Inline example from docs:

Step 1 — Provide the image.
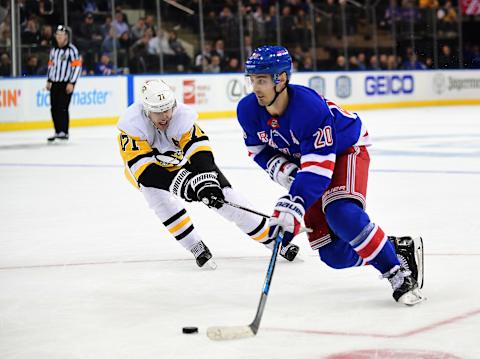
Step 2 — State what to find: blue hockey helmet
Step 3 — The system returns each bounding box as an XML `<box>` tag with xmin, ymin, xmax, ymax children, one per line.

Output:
<box><xmin>245</xmin><ymin>45</ymin><xmax>292</xmax><ymax>85</ymax></box>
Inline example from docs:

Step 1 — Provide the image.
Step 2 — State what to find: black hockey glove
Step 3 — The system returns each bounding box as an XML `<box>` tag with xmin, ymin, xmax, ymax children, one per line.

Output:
<box><xmin>189</xmin><ymin>172</ymin><xmax>225</xmax><ymax>209</ymax></box>
<box><xmin>169</xmin><ymin>168</ymin><xmax>195</xmax><ymax>201</ymax></box>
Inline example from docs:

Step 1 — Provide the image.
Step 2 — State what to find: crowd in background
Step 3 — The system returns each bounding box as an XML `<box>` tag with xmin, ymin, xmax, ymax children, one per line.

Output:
<box><xmin>0</xmin><ymin>0</ymin><xmax>479</xmax><ymax>78</ymax></box>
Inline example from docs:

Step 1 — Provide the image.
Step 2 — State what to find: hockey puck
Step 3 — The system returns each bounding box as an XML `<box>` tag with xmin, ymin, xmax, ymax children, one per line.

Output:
<box><xmin>182</xmin><ymin>326</ymin><xmax>199</xmax><ymax>334</ymax></box>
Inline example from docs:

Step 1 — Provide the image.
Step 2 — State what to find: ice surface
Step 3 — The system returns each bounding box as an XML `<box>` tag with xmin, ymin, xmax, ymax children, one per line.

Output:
<box><xmin>1</xmin><ymin>106</ymin><xmax>479</xmax><ymax>359</ymax></box>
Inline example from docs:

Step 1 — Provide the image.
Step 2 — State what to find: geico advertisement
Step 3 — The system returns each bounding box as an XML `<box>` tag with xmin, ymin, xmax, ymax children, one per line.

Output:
<box><xmin>133</xmin><ymin>74</ymin><xmax>246</xmax><ymax>112</ymax></box>
<box><xmin>0</xmin><ymin>77</ymin><xmax>126</xmax><ymax>122</ymax></box>
<box><xmin>296</xmin><ymin>70</ymin><xmax>480</xmax><ymax>104</ymax></box>
<box><xmin>294</xmin><ymin>72</ymin><xmax>416</xmax><ymax>103</ymax></box>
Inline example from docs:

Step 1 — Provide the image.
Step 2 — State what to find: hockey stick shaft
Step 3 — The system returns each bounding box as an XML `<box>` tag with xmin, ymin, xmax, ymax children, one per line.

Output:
<box><xmin>220</xmin><ymin>199</ymin><xmax>269</xmax><ymax>219</ymax></box>
<box><xmin>220</xmin><ymin>199</ymin><xmax>312</xmax><ymax>234</ymax></box>
<box><xmin>249</xmin><ymin>231</ymin><xmax>283</xmax><ymax>334</ymax></box>
<box><xmin>206</xmin><ymin>232</ymin><xmax>283</xmax><ymax>340</ymax></box>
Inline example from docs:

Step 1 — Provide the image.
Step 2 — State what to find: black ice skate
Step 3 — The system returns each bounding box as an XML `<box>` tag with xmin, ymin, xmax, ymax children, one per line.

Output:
<box><xmin>389</xmin><ymin>236</ymin><xmax>424</xmax><ymax>289</ymax></box>
<box><xmin>190</xmin><ymin>241</ymin><xmax>217</xmax><ymax>269</ymax></box>
<box><xmin>280</xmin><ymin>243</ymin><xmax>300</xmax><ymax>262</ymax></box>
<box><xmin>47</xmin><ymin>132</ymin><xmax>69</xmax><ymax>143</ymax></box>
<box><xmin>383</xmin><ymin>265</ymin><xmax>425</xmax><ymax>306</ymax></box>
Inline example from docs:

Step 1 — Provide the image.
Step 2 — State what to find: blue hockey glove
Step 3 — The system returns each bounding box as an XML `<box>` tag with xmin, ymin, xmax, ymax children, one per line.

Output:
<box><xmin>268</xmin><ymin>194</ymin><xmax>305</xmax><ymax>246</ymax></box>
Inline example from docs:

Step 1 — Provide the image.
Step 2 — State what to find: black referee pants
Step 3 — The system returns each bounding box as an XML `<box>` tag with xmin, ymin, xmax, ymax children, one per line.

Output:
<box><xmin>50</xmin><ymin>82</ymin><xmax>73</xmax><ymax>134</ymax></box>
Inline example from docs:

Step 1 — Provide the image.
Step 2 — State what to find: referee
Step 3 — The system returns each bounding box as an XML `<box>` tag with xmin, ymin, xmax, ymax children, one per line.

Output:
<box><xmin>46</xmin><ymin>25</ymin><xmax>82</xmax><ymax>142</ymax></box>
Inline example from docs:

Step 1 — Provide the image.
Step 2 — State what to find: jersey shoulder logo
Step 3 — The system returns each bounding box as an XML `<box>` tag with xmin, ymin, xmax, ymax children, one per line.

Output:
<box><xmin>257</xmin><ymin>131</ymin><xmax>268</xmax><ymax>143</ymax></box>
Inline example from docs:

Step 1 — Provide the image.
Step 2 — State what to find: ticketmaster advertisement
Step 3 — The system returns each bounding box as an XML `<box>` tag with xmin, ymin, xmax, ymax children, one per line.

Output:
<box><xmin>0</xmin><ymin>76</ymin><xmax>127</xmax><ymax>124</ymax></box>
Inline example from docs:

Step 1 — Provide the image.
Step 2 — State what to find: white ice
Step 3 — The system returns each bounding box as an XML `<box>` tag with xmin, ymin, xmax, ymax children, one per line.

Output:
<box><xmin>1</xmin><ymin>106</ymin><xmax>479</xmax><ymax>359</ymax></box>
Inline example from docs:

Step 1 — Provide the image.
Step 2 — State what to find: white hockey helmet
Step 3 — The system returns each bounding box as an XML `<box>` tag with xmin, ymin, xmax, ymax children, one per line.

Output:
<box><xmin>141</xmin><ymin>79</ymin><xmax>176</xmax><ymax>114</ymax></box>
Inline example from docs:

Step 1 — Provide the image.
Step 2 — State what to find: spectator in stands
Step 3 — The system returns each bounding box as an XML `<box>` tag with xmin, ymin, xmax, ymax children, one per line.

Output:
<box><xmin>22</xmin><ymin>18</ymin><xmax>40</xmax><ymax>44</ymax></box>
<box><xmin>0</xmin><ymin>21</ymin><xmax>11</xmax><ymax>48</ymax></box>
<box><xmin>252</xmin><ymin>5</ymin><xmax>266</xmax><ymax>45</ymax></box>
<box><xmin>333</xmin><ymin>55</ymin><xmax>346</xmax><ymax>71</ymax></box>
<box><xmin>300</xmin><ymin>55</ymin><xmax>314</xmax><ymax>72</ymax></box>
<box><xmin>291</xmin><ymin>45</ymin><xmax>305</xmax><ymax>66</ymax></box>
<box><xmin>387</xmin><ymin>54</ymin><xmax>399</xmax><ymax>70</ymax></box>
<box><xmin>168</xmin><ymin>31</ymin><xmax>191</xmax><ymax>72</ymax></box>
<box><xmin>131</xmin><ymin>17</ymin><xmax>146</xmax><ymax>41</ymax></box>
<box><xmin>145</xmin><ymin>14</ymin><xmax>156</xmax><ymax>33</ymax></box>
<box><xmin>22</xmin><ymin>54</ymin><xmax>45</xmax><ymax>76</ymax></box>
<box><xmin>100</xmin><ymin>15</ymin><xmax>112</xmax><ymax>38</ymax></box>
<box><xmin>295</xmin><ymin>8</ymin><xmax>311</xmax><ymax>50</ymax></box>
<box><xmin>357</xmin><ymin>52</ymin><xmax>367</xmax><ymax>70</ymax></box>
<box><xmin>369</xmin><ymin>54</ymin><xmax>380</xmax><ymax>70</ymax></box>
<box><xmin>194</xmin><ymin>41</ymin><xmax>212</xmax><ymax>72</ymax></box>
<box><xmin>204</xmin><ymin>10</ymin><xmax>219</xmax><ymax>41</ymax></box>
<box><xmin>321</xmin><ymin>0</ymin><xmax>337</xmax><ymax>38</ymax></box>
<box><xmin>437</xmin><ymin>0</ymin><xmax>457</xmax><ymax>35</ymax></box>
<box><xmin>112</xmin><ymin>10</ymin><xmax>129</xmax><ymax>39</ymax></box>
<box><xmin>76</xmin><ymin>12</ymin><xmax>102</xmax><ymax>72</ymax></box>
<box><xmin>0</xmin><ymin>52</ymin><xmax>11</xmax><ymax>76</ymax></box>
<box><xmin>425</xmin><ymin>56</ymin><xmax>434</xmax><ymax>69</ymax></box>
<box><xmin>348</xmin><ymin>55</ymin><xmax>359</xmax><ymax>71</ymax></box>
<box><xmin>438</xmin><ymin>44</ymin><xmax>457</xmax><ymax>68</ymax></box>
<box><xmin>280</xmin><ymin>5</ymin><xmax>296</xmax><ymax>48</ymax></box>
<box><xmin>95</xmin><ymin>53</ymin><xmax>113</xmax><ymax>75</ymax></box>
<box><xmin>131</xmin><ymin>27</ymin><xmax>153</xmax><ymax>54</ymax></box>
<box><xmin>119</xmin><ymin>30</ymin><xmax>132</xmax><ymax>51</ymax></box>
<box><xmin>264</xmin><ymin>5</ymin><xmax>278</xmax><ymax>44</ymax></box>
<box><xmin>101</xmin><ymin>27</ymin><xmax>119</xmax><ymax>55</ymax></box>
<box><xmin>225</xmin><ymin>57</ymin><xmax>241</xmax><ymax>72</ymax></box>
<box><xmin>379</xmin><ymin>54</ymin><xmax>389</xmax><ymax>70</ymax></box>
<box><xmin>39</xmin><ymin>24</ymin><xmax>53</xmax><ymax>48</ymax></box>
<box><xmin>212</xmin><ymin>39</ymin><xmax>228</xmax><ymax>69</ymax></box>
<box><xmin>218</xmin><ymin>6</ymin><xmax>237</xmax><ymax>50</ymax></box>
<box><xmin>205</xmin><ymin>54</ymin><xmax>221</xmax><ymax>73</ymax></box>
<box><xmin>148</xmin><ymin>29</ymin><xmax>175</xmax><ymax>57</ymax></box>
<box><xmin>402</xmin><ymin>52</ymin><xmax>427</xmax><ymax>69</ymax></box>
<box><xmin>128</xmin><ymin>43</ymin><xmax>148</xmax><ymax>74</ymax></box>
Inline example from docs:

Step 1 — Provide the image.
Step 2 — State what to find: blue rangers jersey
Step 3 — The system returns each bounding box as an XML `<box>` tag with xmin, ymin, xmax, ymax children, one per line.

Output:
<box><xmin>237</xmin><ymin>84</ymin><xmax>370</xmax><ymax>209</ymax></box>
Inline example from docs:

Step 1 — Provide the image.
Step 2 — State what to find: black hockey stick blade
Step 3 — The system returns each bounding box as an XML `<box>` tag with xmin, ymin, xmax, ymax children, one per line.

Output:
<box><xmin>207</xmin><ymin>233</ymin><xmax>283</xmax><ymax>341</ymax></box>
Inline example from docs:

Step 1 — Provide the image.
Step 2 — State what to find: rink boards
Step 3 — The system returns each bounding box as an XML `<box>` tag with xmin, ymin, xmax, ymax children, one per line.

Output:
<box><xmin>1</xmin><ymin>69</ymin><xmax>479</xmax><ymax>131</ymax></box>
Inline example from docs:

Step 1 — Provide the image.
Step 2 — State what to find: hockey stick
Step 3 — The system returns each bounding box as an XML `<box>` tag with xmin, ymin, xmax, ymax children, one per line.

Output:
<box><xmin>215</xmin><ymin>198</ymin><xmax>270</xmax><ymax>219</ymax></box>
<box><xmin>206</xmin><ymin>232</ymin><xmax>283</xmax><ymax>340</ymax></box>
<box><xmin>218</xmin><ymin>199</ymin><xmax>312</xmax><ymax>234</ymax></box>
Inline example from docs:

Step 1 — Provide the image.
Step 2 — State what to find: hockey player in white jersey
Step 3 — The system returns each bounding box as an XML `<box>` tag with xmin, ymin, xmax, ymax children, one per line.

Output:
<box><xmin>117</xmin><ymin>79</ymin><xmax>299</xmax><ymax>268</ymax></box>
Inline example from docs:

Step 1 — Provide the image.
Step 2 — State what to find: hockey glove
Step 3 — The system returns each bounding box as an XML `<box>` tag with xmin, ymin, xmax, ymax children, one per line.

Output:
<box><xmin>189</xmin><ymin>172</ymin><xmax>225</xmax><ymax>209</ymax></box>
<box><xmin>268</xmin><ymin>194</ymin><xmax>305</xmax><ymax>247</ymax></box>
<box><xmin>266</xmin><ymin>155</ymin><xmax>298</xmax><ymax>190</ymax></box>
<box><xmin>169</xmin><ymin>168</ymin><xmax>195</xmax><ymax>201</ymax></box>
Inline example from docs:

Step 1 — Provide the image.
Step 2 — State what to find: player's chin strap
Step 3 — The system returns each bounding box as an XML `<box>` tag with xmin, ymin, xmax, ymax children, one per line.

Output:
<box><xmin>266</xmin><ymin>80</ymin><xmax>288</xmax><ymax>107</ymax></box>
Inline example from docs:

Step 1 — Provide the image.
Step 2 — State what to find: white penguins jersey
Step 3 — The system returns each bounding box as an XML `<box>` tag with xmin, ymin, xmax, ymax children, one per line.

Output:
<box><xmin>117</xmin><ymin>101</ymin><xmax>212</xmax><ymax>188</ymax></box>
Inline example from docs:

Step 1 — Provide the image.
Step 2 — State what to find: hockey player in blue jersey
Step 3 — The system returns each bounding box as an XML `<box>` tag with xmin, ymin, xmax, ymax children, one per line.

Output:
<box><xmin>237</xmin><ymin>45</ymin><xmax>425</xmax><ymax>305</ymax></box>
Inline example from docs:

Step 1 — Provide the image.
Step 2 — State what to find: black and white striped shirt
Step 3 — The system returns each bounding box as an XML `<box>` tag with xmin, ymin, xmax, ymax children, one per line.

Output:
<box><xmin>47</xmin><ymin>43</ymin><xmax>82</xmax><ymax>84</ymax></box>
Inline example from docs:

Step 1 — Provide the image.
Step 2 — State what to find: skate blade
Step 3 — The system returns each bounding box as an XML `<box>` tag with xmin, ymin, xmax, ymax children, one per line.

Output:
<box><xmin>203</xmin><ymin>258</ymin><xmax>217</xmax><ymax>270</ymax></box>
<box><xmin>398</xmin><ymin>288</ymin><xmax>426</xmax><ymax>306</ymax></box>
<box><xmin>413</xmin><ymin>236</ymin><xmax>424</xmax><ymax>289</ymax></box>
